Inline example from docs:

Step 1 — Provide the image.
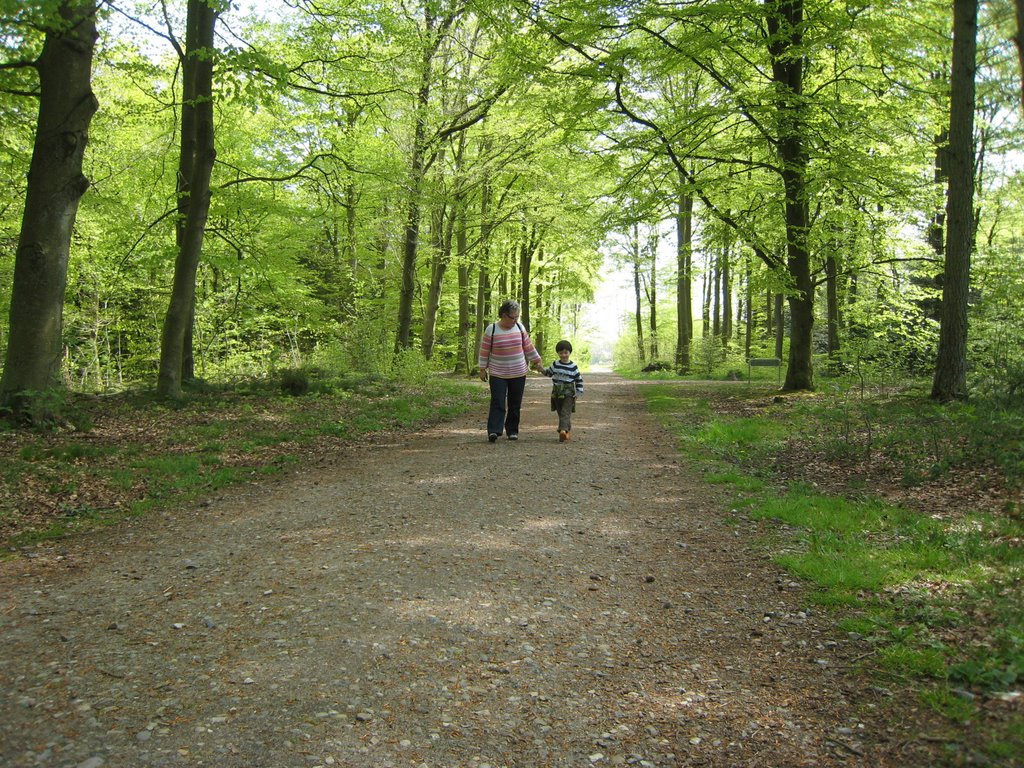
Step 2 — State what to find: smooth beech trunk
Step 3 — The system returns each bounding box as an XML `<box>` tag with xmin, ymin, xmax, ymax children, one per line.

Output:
<box><xmin>931</xmin><ymin>0</ymin><xmax>977</xmax><ymax>402</ymax></box>
<box><xmin>766</xmin><ymin>0</ymin><xmax>814</xmax><ymax>391</ymax></box>
<box><xmin>157</xmin><ymin>0</ymin><xmax>219</xmax><ymax>398</ymax></box>
<box><xmin>675</xmin><ymin>179</ymin><xmax>693</xmax><ymax>373</ymax></box>
<box><xmin>1</xmin><ymin>1</ymin><xmax>98</xmax><ymax>417</ymax></box>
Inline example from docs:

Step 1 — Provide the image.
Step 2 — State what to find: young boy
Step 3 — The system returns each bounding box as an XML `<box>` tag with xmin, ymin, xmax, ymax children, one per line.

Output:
<box><xmin>543</xmin><ymin>340</ymin><xmax>584</xmax><ymax>442</ymax></box>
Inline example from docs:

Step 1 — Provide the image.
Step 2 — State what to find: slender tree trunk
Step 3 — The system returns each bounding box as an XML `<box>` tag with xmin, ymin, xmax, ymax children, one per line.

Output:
<box><xmin>702</xmin><ymin>264</ymin><xmax>711</xmax><ymax>341</ymax></box>
<box><xmin>475</xmin><ymin>267</ymin><xmax>488</xmax><ymax>367</ymax></box>
<box><xmin>766</xmin><ymin>0</ymin><xmax>814</xmax><ymax>391</ymax></box>
<box><xmin>396</xmin><ymin>10</ymin><xmax>446</xmax><ymax>352</ymax></box>
<box><xmin>675</xmin><ymin>184</ymin><xmax>693</xmax><ymax>373</ymax></box>
<box><xmin>744</xmin><ymin>256</ymin><xmax>753</xmax><ymax>359</ymax></box>
<box><xmin>454</xmin><ymin>220</ymin><xmax>471</xmax><ymax>375</ymax></box>
<box><xmin>721</xmin><ymin>244</ymin><xmax>733</xmax><ymax>345</ymax></box>
<box><xmin>395</xmin><ymin>113</ymin><xmax>429</xmax><ymax>349</ymax></box>
<box><xmin>421</xmin><ymin>199</ymin><xmax>452</xmax><ymax>360</ymax></box>
<box><xmin>534</xmin><ymin>256</ymin><xmax>546</xmax><ymax>356</ymax></box>
<box><xmin>1</xmin><ymin>1</ymin><xmax>99</xmax><ymax>417</ymax></box>
<box><xmin>631</xmin><ymin>223</ymin><xmax>645</xmax><ymax>364</ymax></box>
<box><xmin>774</xmin><ymin>293</ymin><xmax>785</xmax><ymax>360</ymax></box>
<box><xmin>928</xmin><ymin>129</ymin><xmax>949</xmax><ymax>260</ymax></box>
<box><xmin>1014</xmin><ymin>0</ymin><xmax>1024</xmax><ymax>112</ymax></box>
<box><xmin>712</xmin><ymin>254</ymin><xmax>721</xmax><ymax>339</ymax></box>
<box><xmin>342</xmin><ymin>106</ymin><xmax>361</xmax><ymax>317</ymax></box>
<box><xmin>648</xmin><ymin>228</ymin><xmax>658</xmax><ymax>360</ymax></box>
<box><xmin>825</xmin><ymin>253</ymin><xmax>839</xmax><ymax>357</ymax></box>
<box><xmin>473</xmin><ymin>163</ymin><xmax>493</xmax><ymax>369</ymax></box>
<box><xmin>498</xmin><ymin>247</ymin><xmax>509</xmax><ymax>298</ymax></box>
<box><xmin>633</xmin><ymin>257</ymin><xmax>646</xmax><ymax>366</ymax></box>
<box><xmin>519</xmin><ymin>226</ymin><xmax>536</xmax><ymax>330</ymax></box>
<box><xmin>157</xmin><ymin>0</ymin><xmax>219</xmax><ymax>398</ymax></box>
<box><xmin>932</xmin><ymin>0</ymin><xmax>977</xmax><ymax>402</ymax></box>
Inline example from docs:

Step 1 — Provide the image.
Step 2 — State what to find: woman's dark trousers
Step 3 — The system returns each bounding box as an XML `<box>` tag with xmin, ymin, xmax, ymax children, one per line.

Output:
<box><xmin>488</xmin><ymin>375</ymin><xmax>526</xmax><ymax>437</ymax></box>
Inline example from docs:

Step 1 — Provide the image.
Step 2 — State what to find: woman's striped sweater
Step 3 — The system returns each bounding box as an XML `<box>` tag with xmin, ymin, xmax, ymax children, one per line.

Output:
<box><xmin>478</xmin><ymin>323</ymin><xmax>542</xmax><ymax>378</ymax></box>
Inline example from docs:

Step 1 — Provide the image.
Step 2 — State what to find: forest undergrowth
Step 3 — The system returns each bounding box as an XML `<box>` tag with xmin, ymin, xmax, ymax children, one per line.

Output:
<box><xmin>642</xmin><ymin>378</ymin><xmax>1024</xmax><ymax>763</ymax></box>
<box><xmin>0</xmin><ymin>372</ymin><xmax>486</xmax><ymax>551</ymax></box>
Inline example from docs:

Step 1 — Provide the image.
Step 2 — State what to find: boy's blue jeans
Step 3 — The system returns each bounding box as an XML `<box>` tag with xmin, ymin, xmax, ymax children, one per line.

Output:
<box><xmin>487</xmin><ymin>375</ymin><xmax>526</xmax><ymax>437</ymax></box>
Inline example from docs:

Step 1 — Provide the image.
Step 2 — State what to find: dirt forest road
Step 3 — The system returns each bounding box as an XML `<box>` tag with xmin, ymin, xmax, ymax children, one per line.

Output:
<box><xmin>1</xmin><ymin>373</ymin><xmax>941</xmax><ymax>768</ymax></box>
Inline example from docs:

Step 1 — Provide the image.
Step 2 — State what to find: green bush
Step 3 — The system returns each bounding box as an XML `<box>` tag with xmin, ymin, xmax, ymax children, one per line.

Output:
<box><xmin>279</xmin><ymin>367</ymin><xmax>310</xmax><ymax>396</ymax></box>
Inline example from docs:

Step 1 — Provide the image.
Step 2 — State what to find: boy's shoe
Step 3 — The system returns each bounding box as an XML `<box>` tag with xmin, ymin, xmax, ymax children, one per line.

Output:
<box><xmin>559</xmin><ymin>430</ymin><xmax>568</xmax><ymax>442</ymax></box>
<box><xmin>508</xmin><ymin>434</ymin><xmax>519</xmax><ymax>441</ymax></box>
<box><xmin>488</xmin><ymin>433</ymin><xmax>498</xmax><ymax>443</ymax></box>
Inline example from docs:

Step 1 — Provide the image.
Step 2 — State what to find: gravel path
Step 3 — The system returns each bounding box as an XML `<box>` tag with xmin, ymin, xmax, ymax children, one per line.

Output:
<box><xmin>1</xmin><ymin>374</ymin><xmax>936</xmax><ymax>767</ymax></box>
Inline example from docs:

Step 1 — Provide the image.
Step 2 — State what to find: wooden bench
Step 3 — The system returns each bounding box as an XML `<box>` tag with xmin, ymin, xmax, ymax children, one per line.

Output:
<box><xmin>747</xmin><ymin>357</ymin><xmax>782</xmax><ymax>384</ymax></box>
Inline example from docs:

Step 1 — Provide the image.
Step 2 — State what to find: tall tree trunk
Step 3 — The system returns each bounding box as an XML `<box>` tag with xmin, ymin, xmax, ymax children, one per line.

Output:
<box><xmin>1014</xmin><ymin>0</ymin><xmax>1024</xmax><ymax>112</ymax></box>
<box><xmin>928</xmin><ymin>128</ymin><xmax>949</xmax><ymax>260</ymax></box>
<box><xmin>647</xmin><ymin>228</ymin><xmax>658</xmax><ymax>360</ymax></box>
<box><xmin>395</xmin><ymin>98</ymin><xmax>430</xmax><ymax>349</ymax></box>
<box><xmin>518</xmin><ymin>223</ymin><xmax>539</xmax><ymax>329</ymax></box>
<box><xmin>712</xmin><ymin>253</ymin><xmax>721</xmax><ymax>339</ymax></box>
<box><xmin>675</xmin><ymin>183</ymin><xmax>693</xmax><ymax>373</ymax></box>
<box><xmin>701</xmin><ymin>265</ymin><xmax>711</xmax><ymax>341</ymax></box>
<box><xmin>744</xmin><ymin>255</ymin><xmax>753</xmax><ymax>359</ymax></box>
<box><xmin>396</xmin><ymin>9</ymin><xmax>448</xmax><ymax>352</ymax></box>
<box><xmin>766</xmin><ymin>0</ymin><xmax>814</xmax><ymax>391</ymax></box>
<box><xmin>534</xmin><ymin>256</ymin><xmax>546</xmax><ymax>356</ymax></box>
<box><xmin>475</xmin><ymin>267</ymin><xmax>489</xmax><ymax>368</ymax></box>
<box><xmin>421</xmin><ymin>198</ymin><xmax>452</xmax><ymax>360</ymax></box>
<box><xmin>342</xmin><ymin>106</ymin><xmax>361</xmax><ymax>317</ymax></box>
<box><xmin>825</xmin><ymin>253</ymin><xmax>839</xmax><ymax>357</ymax></box>
<box><xmin>633</xmin><ymin>257</ymin><xmax>646</xmax><ymax>366</ymax></box>
<box><xmin>473</xmin><ymin>162</ymin><xmax>493</xmax><ymax>369</ymax></box>
<box><xmin>1</xmin><ymin>1</ymin><xmax>98</xmax><ymax>417</ymax></box>
<box><xmin>157</xmin><ymin>0</ymin><xmax>219</xmax><ymax>398</ymax></box>
<box><xmin>721</xmin><ymin>244</ymin><xmax>733</xmax><ymax>344</ymax></box>
<box><xmin>932</xmin><ymin>0</ymin><xmax>977</xmax><ymax>402</ymax></box>
<box><xmin>454</xmin><ymin>217</ymin><xmax>471</xmax><ymax>375</ymax></box>
<box><xmin>774</xmin><ymin>293</ymin><xmax>785</xmax><ymax>360</ymax></box>
<box><xmin>498</xmin><ymin>248</ymin><xmax>509</xmax><ymax>297</ymax></box>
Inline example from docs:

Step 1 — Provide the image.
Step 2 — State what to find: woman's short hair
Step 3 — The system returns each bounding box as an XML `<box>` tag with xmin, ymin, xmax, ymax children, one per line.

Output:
<box><xmin>498</xmin><ymin>300</ymin><xmax>521</xmax><ymax>318</ymax></box>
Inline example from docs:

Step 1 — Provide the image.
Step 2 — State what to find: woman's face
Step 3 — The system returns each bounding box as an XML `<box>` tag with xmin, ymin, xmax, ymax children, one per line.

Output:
<box><xmin>498</xmin><ymin>309</ymin><xmax>520</xmax><ymax>329</ymax></box>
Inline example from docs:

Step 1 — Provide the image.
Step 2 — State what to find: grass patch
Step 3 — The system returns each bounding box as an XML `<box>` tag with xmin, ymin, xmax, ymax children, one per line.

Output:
<box><xmin>919</xmin><ymin>687</ymin><xmax>977</xmax><ymax>723</ymax></box>
<box><xmin>2</xmin><ymin>372</ymin><xmax>485</xmax><ymax>551</ymax></box>
<box><xmin>643</xmin><ymin>380</ymin><xmax>1024</xmax><ymax>756</ymax></box>
<box><xmin>704</xmin><ymin>471</ymin><xmax>765</xmax><ymax>492</ymax></box>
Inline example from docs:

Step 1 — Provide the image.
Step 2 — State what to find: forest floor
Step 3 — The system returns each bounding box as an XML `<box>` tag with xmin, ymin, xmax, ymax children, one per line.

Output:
<box><xmin>0</xmin><ymin>373</ymin><xmax>986</xmax><ymax>768</ymax></box>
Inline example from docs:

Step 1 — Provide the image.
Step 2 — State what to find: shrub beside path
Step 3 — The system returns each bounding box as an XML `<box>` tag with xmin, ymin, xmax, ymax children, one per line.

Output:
<box><xmin>1</xmin><ymin>373</ymin><xmax>945</xmax><ymax>767</ymax></box>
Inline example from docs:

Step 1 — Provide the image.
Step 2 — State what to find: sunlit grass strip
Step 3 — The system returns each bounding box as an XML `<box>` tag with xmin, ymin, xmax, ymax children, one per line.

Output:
<box><xmin>754</xmin><ymin>491</ymin><xmax>964</xmax><ymax>595</ymax></box>
<box><xmin>640</xmin><ymin>380</ymin><xmax>1024</xmax><ymax>751</ymax></box>
<box><xmin>2</xmin><ymin>375</ymin><xmax>485</xmax><ymax>551</ymax></box>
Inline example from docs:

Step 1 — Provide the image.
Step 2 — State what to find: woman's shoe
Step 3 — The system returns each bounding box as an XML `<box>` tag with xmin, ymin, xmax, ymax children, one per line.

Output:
<box><xmin>558</xmin><ymin>430</ymin><xmax>568</xmax><ymax>442</ymax></box>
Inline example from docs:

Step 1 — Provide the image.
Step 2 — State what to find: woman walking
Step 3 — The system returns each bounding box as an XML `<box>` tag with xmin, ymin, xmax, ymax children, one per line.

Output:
<box><xmin>477</xmin><ymin>300</ymin><xmax>544</xmax><ymax>442</ymax></box>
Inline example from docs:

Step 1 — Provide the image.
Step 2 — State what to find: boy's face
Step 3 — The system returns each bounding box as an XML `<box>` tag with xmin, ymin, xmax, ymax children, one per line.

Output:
<box><xmin>558</xmin><ymin>348</ymin><xmax>571</xmax><ymax>362</ymax></box>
